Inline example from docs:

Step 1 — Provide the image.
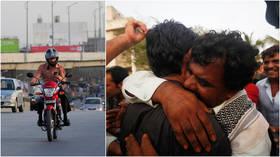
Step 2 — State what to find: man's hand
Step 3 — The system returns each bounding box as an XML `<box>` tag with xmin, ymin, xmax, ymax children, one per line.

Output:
<box><xmin>54</xmin><ymin>75</ymin><xmax>63</xmax><ymax>82</ymax></box>
<box><xmin>152</xmin><ymin>82</ymin><xmax>216</xmax><ymax>152</ymax></box>
<box><xmin>124</xmin><ymin>20</ymin><xmax>148</xmax><ymax>46</ymax></box>
<box><xmin>30</xmin><ymin>78</ymin><xmax>38</xmax><ymax>86</ymax></box>
<box><xmin>106</xmin><ymin>20</ymin><xmax>148</xmax><ymax>65</ymax></box>
<box><xmin>106</xmin><ymin>108</ymin><xmax>121</xmax><ymax>135</ymax></box>
<box><xmin>269</xmin><ymin>126</ymin><xmax>279</xmax><ymax>149</ymax></box>
<box><xmin>125</xmin><ymin>133</ymin><xmax>158</xmax><ymax>156</ymax></box>
<box><xmin>106</xmin><ymin>101</ymin><xmax>128</xmax><ymax>135</ymax></box>
<box><xmin>107</xmin><ymin>140</ymin><xmax>123</xmax><ymax>156</ymax></box>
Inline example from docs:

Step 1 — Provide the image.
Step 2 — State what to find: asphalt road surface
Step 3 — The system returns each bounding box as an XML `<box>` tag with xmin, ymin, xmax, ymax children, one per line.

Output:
<box><xmin>1</xmin><ymin>109</ymin><xmax>105</xmax><ymax>156</ymax></box>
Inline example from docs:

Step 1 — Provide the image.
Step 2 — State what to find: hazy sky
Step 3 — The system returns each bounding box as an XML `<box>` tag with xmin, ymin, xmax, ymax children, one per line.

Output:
<box><xmin>107</xmin><ymin>0</ymin><xmax>279</xmax><ymax>50</ymax></box>
<box><xmin>1</xmin><ymin>0</ymin><xmax>279</xmax><ymax>50</ymax></box>
<box><xmin>1</xmin><ymin>1</ymin><xmax>105</xmax><ymax>48</ymax></box>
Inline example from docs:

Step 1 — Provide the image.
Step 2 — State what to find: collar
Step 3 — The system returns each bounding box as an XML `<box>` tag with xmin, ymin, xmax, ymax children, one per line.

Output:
<box><xmin>45</xmin><ymin>62</ymin><xmax>59</xmax><ymax>68</ymax></box>
<box><xmin>263</xmin><ymin>78</ymin><xmax>270</xmax><ymax>88</ymax></box>
<box><xmin>213</xmin><ymin>89</ymin><xmax>246</xmax><ymax>114</ymax></box>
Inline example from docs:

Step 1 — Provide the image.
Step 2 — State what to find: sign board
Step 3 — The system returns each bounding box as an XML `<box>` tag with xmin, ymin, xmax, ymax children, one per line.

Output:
<box><xmin>31</xmin><ymin>45</ymin><xmax>83</xmax><ymax>53</ymax></box>
<box><xmin>1</xmin><ymin>39</ymin><xmax>19</xmax><ymax>53</ymax></box>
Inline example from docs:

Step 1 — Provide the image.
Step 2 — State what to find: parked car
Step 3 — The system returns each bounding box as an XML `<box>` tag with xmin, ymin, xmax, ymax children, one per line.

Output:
<box><xmin>1</xmin><ymin>78</ymin><xmax>24</xmax><ymax>112</ymax></box>
<box><xmin>80</xmin><ymin>97</ymin><xmax>102</xmax><ymax>111</ymax></box>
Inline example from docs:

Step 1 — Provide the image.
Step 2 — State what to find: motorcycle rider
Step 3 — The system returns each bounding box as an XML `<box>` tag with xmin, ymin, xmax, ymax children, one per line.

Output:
<box><xmin>30</xmin><ymin>48</ymin><xmax>71</xmax><ymax>126</ymax></box>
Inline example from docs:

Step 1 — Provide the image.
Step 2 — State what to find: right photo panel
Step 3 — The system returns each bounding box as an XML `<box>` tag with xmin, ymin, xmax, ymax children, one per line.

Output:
<box><xmin>106</xmin><ymin>0</ymin><xmax>279</xmax><ymax>156</ymax></box>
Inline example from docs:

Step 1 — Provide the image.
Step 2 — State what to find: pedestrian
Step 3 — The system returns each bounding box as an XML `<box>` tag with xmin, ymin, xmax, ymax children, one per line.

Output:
<box><xmin>256</xmin><ymin>45</ymin><xmax>279</xmax><ymax>156</ymax></box>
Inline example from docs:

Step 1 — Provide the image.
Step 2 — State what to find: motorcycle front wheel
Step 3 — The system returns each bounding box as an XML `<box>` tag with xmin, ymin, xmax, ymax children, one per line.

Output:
<box><xmin>45</xmin><ymin>110</ymin><xmax>54</xmax><ymax>142</ymax></box>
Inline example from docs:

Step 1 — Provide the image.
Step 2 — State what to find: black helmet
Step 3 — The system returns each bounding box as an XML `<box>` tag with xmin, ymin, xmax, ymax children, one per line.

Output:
<box><xmin>45</xmin><ymin>48</ymin><xmax>59</xmax><ymax>66</ymax></box>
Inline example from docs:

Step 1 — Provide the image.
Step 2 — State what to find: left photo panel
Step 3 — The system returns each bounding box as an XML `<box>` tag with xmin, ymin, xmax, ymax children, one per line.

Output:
<box><xmin>1</xmin><ymin>1</ymin><xmax>105</xmax><ymax>156</ymax></box>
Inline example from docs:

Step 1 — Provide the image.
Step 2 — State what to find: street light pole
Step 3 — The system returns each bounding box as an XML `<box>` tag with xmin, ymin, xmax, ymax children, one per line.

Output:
<box><xmin>68</xmin><ymin>7</ymin><xmax>70</xmax><ymax>51</ymax></box>
<box><xmin>25</xmin><ymin>1</ymin><xmax>28</xmax><ymax>62</ymax></box>
<box><xmin>67</xmin><ymin>2</ymin><xmax>78</xmax><ymax>52</ymax></box>
<box><xmin>98</xmin><ymin>2</ymin><xmax>101</xmax><ymax>38</ymax></box>
<box><xmin>51</xmin><ymin>1</ymin><xmax>54</xmax><ymax>48</ymax></box>
<box><xmin>93</xmin><ymin>7</ymin><xmax>99</xmax><ymax>52</ymax></box>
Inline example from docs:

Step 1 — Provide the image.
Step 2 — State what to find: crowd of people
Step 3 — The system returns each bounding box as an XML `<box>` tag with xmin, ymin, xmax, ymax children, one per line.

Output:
<box><xmin>106</xmin><ymin>19</ymin><xmax>279</xmax><ymax>156</ymax></box>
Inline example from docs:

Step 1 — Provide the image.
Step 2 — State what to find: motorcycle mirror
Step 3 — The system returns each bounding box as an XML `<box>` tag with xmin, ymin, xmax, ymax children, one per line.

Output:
<box><xmin>66</xmin><ymin>72</ymin><xmax>72</xmax><ymax>78</ymax></box>
<box><xmin>27</xmin><ymin>72</ymin><xmax>34</xmax><ymax>78</ymax></box>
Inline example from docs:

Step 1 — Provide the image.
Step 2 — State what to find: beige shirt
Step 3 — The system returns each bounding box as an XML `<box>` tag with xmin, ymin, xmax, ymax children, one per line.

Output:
<box><xmin>31</xmin><ymin>63</ymin><xmax>66</xmax><ymax>84</ymax></box>
<box><xmin>213</xmin><ymin>90</ymin><xmax>271</xmax><ymax>155</ymax></box>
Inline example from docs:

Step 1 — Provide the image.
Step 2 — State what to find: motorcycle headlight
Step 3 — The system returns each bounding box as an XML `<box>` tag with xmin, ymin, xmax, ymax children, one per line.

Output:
<box><xmin>43</xmin><ymin>88</ymin><xmax>55</xmax><ymax>97</ymax></box>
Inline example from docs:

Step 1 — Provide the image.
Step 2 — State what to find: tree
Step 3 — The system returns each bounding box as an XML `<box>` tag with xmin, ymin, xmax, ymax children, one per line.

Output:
<box><xmin>263</xmin><ymin>35</ymin><xmax>279</xmax><ymax>45</ymax></box>
<box><xmin>242</xmin><ymin>32</ymin><xmax>265</xmax><ymax>50</ymax></box>
<box><xmin>131</xmin><ymin>39</ymin><xmax>150</xmax><ymax>70</ymax></box>
<box><xmin>110</xmin><ymin>27</ymin><xmax>150</xmax><ymax>71</ymax></box>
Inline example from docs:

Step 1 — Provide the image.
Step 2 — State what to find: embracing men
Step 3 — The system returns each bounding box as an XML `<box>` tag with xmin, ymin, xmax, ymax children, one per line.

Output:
<box><xmin>107</xmin><ymin>20</ymin><xmax>271</xmax><ymax>156</ymax></box>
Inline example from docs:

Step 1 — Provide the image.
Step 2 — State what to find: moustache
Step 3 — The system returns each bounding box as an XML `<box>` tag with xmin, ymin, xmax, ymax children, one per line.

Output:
<box><xmin>265</xmin><ymin>67</ymin><xmax>278</xmax><ymax>72</ymax></box>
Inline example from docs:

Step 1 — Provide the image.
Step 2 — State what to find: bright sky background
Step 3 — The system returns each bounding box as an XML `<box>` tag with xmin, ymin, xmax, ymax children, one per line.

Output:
<box><xmin>107</xmin><ymin>0</ymin><xmax>279</xmax><ymax>50</ymax></box>
<box><xmin>1</xmin><ymin>0</ymin><xmax>104</xmax><ymax>48</ymax></box>
<box><xmin>1</xmin><ymin>0</ymin><xmax>279</xmax><ymax>50</ymax></box>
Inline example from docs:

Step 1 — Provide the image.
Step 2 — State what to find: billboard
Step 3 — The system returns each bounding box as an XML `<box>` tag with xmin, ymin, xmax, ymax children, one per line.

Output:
<box><xmin>31</xmin><ymin>45</ymin><xmax>83</xmax><ymax>52</ymax></box>
<box><xmin>1</xmin><ymin>39</ymin><xmax>19</xmax><ymax>53</ymax></box>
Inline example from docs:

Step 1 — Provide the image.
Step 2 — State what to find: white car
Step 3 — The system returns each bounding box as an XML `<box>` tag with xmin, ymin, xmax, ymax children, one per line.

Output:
<box><xmin>1</xmin><ymin>78</ymin><xmax>24</xmax><ymax>112</ymax></box>
<box><xmin>81</xmin><ymin>97</ymin><xmax>102</xmax><ymax>111</ymax></box>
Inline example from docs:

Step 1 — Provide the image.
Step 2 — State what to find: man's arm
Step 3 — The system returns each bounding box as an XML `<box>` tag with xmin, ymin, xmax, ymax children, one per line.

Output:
<box><xmin>30</xmin><ymin>65</ymin><xmax>43</xmax><ymax>85</ymax></box>
<box><xmin>152</xmin><ymin>82</ymin><xmax>216</xmax><ymax>152</ymax></box>
<box><xmin>125</xmin><ymin>134</ymin><xmax>158</xmax><ymax>156</ymax></box>
<box><xmin>106</xmin><ymin>20</ymin><xmax>147</xmax><ymax>65</ymax></box>
<box><xmin>122</xmin><ymin>71</ymin><xmax>216</xmax><ymax>152</ymax></box>
<box><xmin>56</xmin><ymin>65</ymin><xmax>66</xmax><ymax>82</ymax></box>
<box><xmin>269</xmin><ymin>126</ymin><xmax>279</xmax><ymax>152</ymax></box>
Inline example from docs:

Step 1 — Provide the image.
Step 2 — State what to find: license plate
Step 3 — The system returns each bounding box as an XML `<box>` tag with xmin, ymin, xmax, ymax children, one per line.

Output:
<box><xmin>44</xmin><ymin>100</ymin><xmax>56</xmax><ymax>104</ymax></box>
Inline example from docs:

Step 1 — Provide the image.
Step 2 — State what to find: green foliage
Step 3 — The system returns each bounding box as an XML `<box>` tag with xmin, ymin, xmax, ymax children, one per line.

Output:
<box><xmin>131</xmin><ymin>39</ymin><xmax>150</xmax><ymax>70</ymax></box>
<box><xmin>116</xmin><ymin>36</ymin><xmax>150</xmax><ymax>70</ymax></box>
<box><xmin>263</xmin><ymin>35</ymin><xmax>279</xmax><ymax>45</ymax></box>
<box><xmin>255</xmin><ymin>53</ymin><xmax>262</xmax><ymax>62</ymax></box>
<box><xmin>242</xmin><ymin>32</ymin><xmax>268</xmax><ymax>50</ymax></box>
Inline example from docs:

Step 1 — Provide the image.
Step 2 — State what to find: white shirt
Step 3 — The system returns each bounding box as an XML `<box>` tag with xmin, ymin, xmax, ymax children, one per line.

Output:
<box><xmin>122</xmin><ymin>71</ymin><xmax>166</xmax><ymax>107</ymax></box>
<box><xmin>122</xmin><ymin>71</ymin><xmax>271</xmax><ymax>155</ymax></box>
<box><xmin>213</xmin><ymin>90</ymin><xmax>271</xmax><ymax>155</ymax></box>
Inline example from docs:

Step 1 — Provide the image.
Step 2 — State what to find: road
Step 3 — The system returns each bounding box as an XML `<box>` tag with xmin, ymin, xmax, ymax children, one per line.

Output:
<box><xmin>1</xmin><ymin>109</ymin><xmax>105</xmax><ymax>156</ymax></box>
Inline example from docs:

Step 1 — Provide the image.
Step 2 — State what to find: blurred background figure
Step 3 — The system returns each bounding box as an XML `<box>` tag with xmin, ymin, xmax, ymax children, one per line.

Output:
<box><xmin>106</xmin><ymin>66</ymin><xmax>129</xmax><ymax>110</ymax></box>
<box><xmin>256</xmin><ymin>45</ymin><xmax>279</xmax><ymax>156</ymax></box>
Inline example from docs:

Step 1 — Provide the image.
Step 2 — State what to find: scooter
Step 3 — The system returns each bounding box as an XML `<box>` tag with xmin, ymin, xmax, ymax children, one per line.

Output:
<box><xmin>27</xmin><ymin>72</ymin><xmax>71</xmax><ymax>142</ymax></box>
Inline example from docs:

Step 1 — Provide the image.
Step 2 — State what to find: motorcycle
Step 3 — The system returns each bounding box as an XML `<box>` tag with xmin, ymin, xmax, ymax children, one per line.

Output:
<box><xmin>29</xmin><ymin>85</ymin><xmax>42</xmax><ymax>111</ymax></box>
<box><xmin>27</xmin><ymin>72</ymin><xmax>72</xmax><ymax>142</ymax></box>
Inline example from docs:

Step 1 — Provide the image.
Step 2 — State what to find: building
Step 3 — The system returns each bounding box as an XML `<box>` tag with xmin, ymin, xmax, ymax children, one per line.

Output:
<box><xmin>33</xmin><ymin>16</ymin><xmax>88</xmax><ymax>47</ymax></box>
<box><xmin>106</xmin><ymin>6</ymin><xmax>136</xmax><ymax>72</ymax></box>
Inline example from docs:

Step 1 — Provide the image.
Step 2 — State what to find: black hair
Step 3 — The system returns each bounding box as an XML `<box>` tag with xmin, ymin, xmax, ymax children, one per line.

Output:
<box><xmin>106</xmin><ymin>66</ymin><xmax>129</xmax><ymax>85</ymax></box>
<box><xmin>261</xmin><ymin>45</ymin><xmax>279</xmax><ymax>60</ymax></box>
<box><xmin>191</xmin><ymin>30</ymin><xmax>258</xmax><ymax>91</ymax></box>
<box><xmin>146</xmin><ymin>19</ymin><xmax>198</xmax><ymax>77</ymax></box>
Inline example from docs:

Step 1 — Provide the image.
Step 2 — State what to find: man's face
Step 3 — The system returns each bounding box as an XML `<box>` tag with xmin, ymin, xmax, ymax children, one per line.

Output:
<box><xmin>183</xmin><ymin>59</ymin><xmax>231</xmax><ymax>107</ymax></box>
<box><xmin>48</xmin><ymin>58</ymin><xmax>57</xmax><ymax>64</ymax></box>
<box><xmin>263</xmin><ymin>52</ymin><xmax>279</xmax><ymax>80</ymax></box>
<box><xmin>106</xmin><ymin>73</ymin><xmax>121</xmax><ymax>98</ymax></box>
